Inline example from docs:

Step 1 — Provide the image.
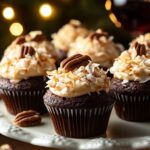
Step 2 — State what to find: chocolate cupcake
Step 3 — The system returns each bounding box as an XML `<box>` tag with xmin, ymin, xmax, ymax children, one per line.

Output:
<box><xmin>51</xmin><ymin>19</ymin><xmax>90</xmax><ymax>61</ymax></box>
<box><xmin>0</xmin><ymin>31</ymin><xmax>56</xmax><ymax>115</ymax></box>
<box><xmin>44</xmin><ymin>54</ymin><xmax>115</xmax><ymax>138</ymax></box>
<box><xmin>68</xmin><ymin>29</ymin><xmax>124</xmax><ymax>70</ymax></box>
<box><xmin>110</xmin><ymin>34</ymin><xmax>150</xmax><ymax>122</ymax></box>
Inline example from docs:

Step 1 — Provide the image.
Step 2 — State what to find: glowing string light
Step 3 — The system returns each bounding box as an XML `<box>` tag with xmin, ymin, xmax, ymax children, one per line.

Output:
<box><xmin>109</xmin><ymin>13</ymin><xmax>122</xmax><ymax>28</ymax></box>
<box><xmin>9</xmin><ymin>22</ymin><xmax>24</xmax><ymax>36</ymax></box>
<box><xmin>2</xmin><ymin>7</ymin><xmax>15</xmax><ymax>20</ymax></box>
<box><xmin>39</xmin><ymin>3</ymin><xmax>53</xmax><ymax>18</ymax></box>
<box><xmin>105</xmin><ymin>0</ymin><xmax>112</xmax><ymax>11</ymax></box>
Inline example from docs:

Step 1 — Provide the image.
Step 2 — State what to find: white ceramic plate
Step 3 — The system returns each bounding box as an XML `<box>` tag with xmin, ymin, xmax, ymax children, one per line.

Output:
<box><xmin>0</xmin><ymin>100</ymin><xmax>150</xmax><ymax>150</ymax></box>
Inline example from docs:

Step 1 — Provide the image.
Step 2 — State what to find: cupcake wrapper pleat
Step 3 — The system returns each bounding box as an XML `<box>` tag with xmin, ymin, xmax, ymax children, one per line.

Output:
<box><xmin>1</xmin><ymin>89</ymin><xmax>47</xmax><ymax>115</ymax></box>
<box><xmin>113</xmin><ymin>92</ymin><xmax>150</xmax><ymax>122</ymax></box>
<box><xmin>45</xmin><ymin>105</ymin><xmax>113</xmax><ymax>138</ymax></box>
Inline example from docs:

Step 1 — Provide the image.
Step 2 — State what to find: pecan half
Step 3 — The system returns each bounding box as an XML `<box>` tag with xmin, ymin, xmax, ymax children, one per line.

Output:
<box><xmin>0</xmin><ymin>144</ymin><xmax>13</xmax><ymax>150</ymax></box>
<box><xmin>61</xmin><ymin>54</ymin><xmax>91</xmax><ymax>71</ymax></box>
<box><xmin>134</xmin><ymin>42</ymin><xmax>146</xmax><ymax>56</ymax></box>
<box><xmin>14</xmin><ymin>110</ymin><xmax>42</xmax><ymax>127</ymax></box>
<box><xmin>89</xmin><ymin>31</ymin><xmax>109</xmax><ymax>40</ymax></box>
<box><xmin>20</xmin><ymin>45</ymin><xmax>35</xmax><ymax>58</ymax></box>
<box><xmin>14</xmin><ymin>36</ymin><xmax>26</xmax><ymax>45</ymax></box>
<box><xmin>31</xmin><ymin>33</ymin><xmax>46</xmax><ymax>42</ymax></box>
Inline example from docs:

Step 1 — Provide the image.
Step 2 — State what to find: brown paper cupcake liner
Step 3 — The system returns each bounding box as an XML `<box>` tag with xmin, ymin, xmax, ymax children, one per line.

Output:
<box><xmin>113</xmin><ymin>92</ymin><xmax>150</xmax><ymax>122</ymax></box>
<box><xmin>1</xmin><ymin>89</ymin><xmax>47</xmax><ymax>115</ymax></box>
<box><xmin>45</xmin><ymin>105</ymin><xmax>113</xmax><ymax>138</ymax></box>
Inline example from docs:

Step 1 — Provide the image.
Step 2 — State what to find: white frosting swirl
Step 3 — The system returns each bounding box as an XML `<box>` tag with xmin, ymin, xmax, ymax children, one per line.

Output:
<box><xmin>0</xmin><ymin>31</ymin><xmax>56</xmax><ymax>83</ymax></box>
<box><xmin>46</xmin><ymin>61</ymin><xmax>110</xmax><ymax>98</ymax></box>
<box><xmin>68</xmin><ymin>29</ymin><xmax>123</xmax><ymax>68</ymax></box>
<box><xmin>51</xmin><ymin>19</ymin><xmax>89</xmax><ymax>51</ymax></box>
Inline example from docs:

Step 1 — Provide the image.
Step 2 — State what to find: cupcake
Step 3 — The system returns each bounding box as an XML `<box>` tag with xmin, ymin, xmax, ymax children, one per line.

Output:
<box><xmin>68</xmin><ymin>29</ymin><xmax>123</xmax><ymax>70</ymax></box>
<box><xmin>110</xmin><ymin>34</ymin><xmax>150</xmax><ymax>122</ymax></box>
<box><xmin>44</xmin><ymin>54</ymin><xmax>115</xmax><ymax>138</ymax></box>
<box><xmin>0</xmin><ymin>31</ymin><xmax>56</xmax><ymax>115</ymax></box>
<box><xmin>51</xmin><ymin>19</ymin><xmax>90</xmax><ymax>60</ymax></box>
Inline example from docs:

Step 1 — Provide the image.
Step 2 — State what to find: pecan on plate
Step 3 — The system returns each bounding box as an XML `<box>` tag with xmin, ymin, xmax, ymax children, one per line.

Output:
<box><xmin>14</xmin><ymin>110</ymin><xmax>42</xmax><ymax>127</ymax></box>
<box><xmin>134</xmin><ymin>42</ymin><xmax>146</xmax><ymax>56</ymax></box>
<box><xmin>19</xmin><ymin>45</ymin><xmax>35</xmax><ymax>58</ymax></box>
<box><xmin>61</xmin><ymin>54</ymin><xmax>91</xmax><ymax>71</ymax></box>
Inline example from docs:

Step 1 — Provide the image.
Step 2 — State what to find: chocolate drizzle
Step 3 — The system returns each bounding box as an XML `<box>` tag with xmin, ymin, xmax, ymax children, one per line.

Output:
<box><xmin>134</xmin><ymin>42</ymin><xmax>146</xmax><ymax>56</ymax></box>
<box><xmin>61</xmin><ymin>54</ymin><xmax>91</xmax><ymax>71</ymax></box>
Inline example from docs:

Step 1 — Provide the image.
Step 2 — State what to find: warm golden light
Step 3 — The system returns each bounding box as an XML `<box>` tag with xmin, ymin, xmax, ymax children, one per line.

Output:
<box><xmin>109</xmin><ymin>13</ymin><xmax>122</xmax><ymax>28</ymax></box>
<box><xmin>9</xmin><ymin>22</ymin><xmax>24</xmax><ymax>36</ymax></box>
<box><xmin>39</xmin><ymin>3</ymin><xmax>53</xmax><ymax>18</ymax></box>
<box><xmin>105</xmin><ymin>0</ymin><xmax>112</xmax><ymax>11</ymax></box>
<box><xmin>2</xmin><ymin>7</ymin><xmax>15</xmax><ymax>20</ymax></box>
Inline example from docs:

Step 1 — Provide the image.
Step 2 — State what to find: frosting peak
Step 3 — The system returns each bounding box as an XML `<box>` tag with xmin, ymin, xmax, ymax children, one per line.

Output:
<box><xmin>0</xmin><ymin>31</ymin><xmax>56</xmax><ymax>83</ymax></box>
<box><xmin>110</xmin><ymin>33</ymin><xmax>150</xmax><ymax>83</ymax></box>
<box><xmin>68</xmin><ymin>29</ymin><xmax>123</xmax><ymax>68</ymax></box>
<box><xmin>51</xmin><ymin>19</ymin><xmax>89</xmax><ymax>51</ymax></box>
<box><xmin>46</xmin><ymin>55</ymin><xmax>110</xmax><ymax>98</ymax></box>
<box><xmin>129</xmin><ymin>33</ymin><xmax>150</xmax><ymax>56</ymax></box>
<box><xmin>130</xmin><ymin>33</ymin><xmax>150</xmax><ymax>46</ymax></box>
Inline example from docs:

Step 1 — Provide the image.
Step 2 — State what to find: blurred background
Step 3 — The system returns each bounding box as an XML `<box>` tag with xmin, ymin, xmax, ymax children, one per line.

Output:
<box><xmin>1</xmin><ymin>0</ymin><xmax>150</xmax><ymax>55</ymax></box>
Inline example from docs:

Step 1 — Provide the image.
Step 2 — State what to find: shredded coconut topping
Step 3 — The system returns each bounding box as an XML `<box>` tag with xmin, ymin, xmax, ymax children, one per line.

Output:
<box><xmin>68</xmin><ymin>29</ymin><xmax>123</xmax><ymax>68</ymax></box>
<box><xmin>47</xmin><ymin>61</ymin><xmax>110</xmax><ymax>98</ymax></box>
<box><xmin>110</xmin><ymin>33</ymin><xmax>150</xmax><ymax>83</ymax></box>
<box><xmin>0</xmin><ymin>31</ymin><xmax>56</xmax><ymax>83</ymax></box>
<box><xmin>51</xmin><ymin>19</ymin><xmax>90</xmax><ymax>51</ymax></box>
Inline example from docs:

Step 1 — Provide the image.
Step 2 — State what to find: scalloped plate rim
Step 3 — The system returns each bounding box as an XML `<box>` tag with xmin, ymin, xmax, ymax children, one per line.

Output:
<box><xmin>1</xmin><ymin>101</ymin><xmax>150</xmax><ymax>149</ymax></box>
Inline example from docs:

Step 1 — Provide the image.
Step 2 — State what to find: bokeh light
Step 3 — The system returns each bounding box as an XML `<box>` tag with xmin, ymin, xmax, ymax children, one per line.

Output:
<box><xmin>9</xmin><ymin>22</ymin><xmax>24</xmax><ymax>36</ymax></box>
<box><xmin>39</xmin><ymin>3</ymin><xmax>53</xmax><ymax>18</ymax></box>
<box><xmin>105</xmin><ymin>0</ymin><xmax>112</xmax><ymax>11</ymax></box>
<box><xmin>109</xmin><ymin>13</ymin><xmax>122</xmax><ymax>28</ymax></box>
<box><xmin>2</xmin><ymin>7</ymin><xmax>15</xmax><ymax>20</ymax></box>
